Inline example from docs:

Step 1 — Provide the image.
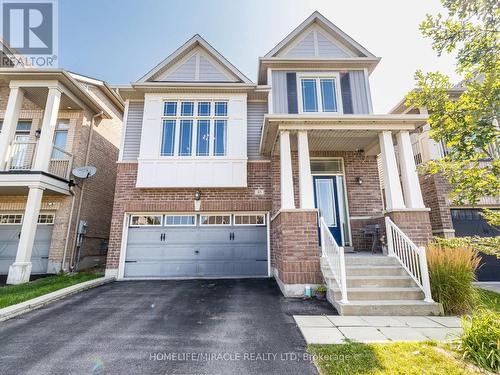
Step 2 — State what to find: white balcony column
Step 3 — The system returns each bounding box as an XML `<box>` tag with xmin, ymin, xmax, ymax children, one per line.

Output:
<box><xmin>397</xmin><ymin>131</ymin><xmax>425</xmax><ymax>208</ymax></box>
<box><xmin>379</xmin><ymin>131</ymin><xmax>405</xmax><ymax>210</ymax></box>
<box><xmin>0</xmin><ymin>86</ymin><xmax>25</xmax><ymax>169</ymax></box>
<box><xmin>7</xmin><ymin>186</ymin><xmax>45</xmax><ymax>284</ymax></box>
<box><xmin>297</xmin><ymin>130</ymin><xmax>315</xmax><ymax>209</ymax></box>
<box><xmin>279</xmin><ymin>130</ymin><xmax>295</xmax><ymax>209</ymax></box>
<box><xmin>33</xmin><ymin>86</ymin><xmax>62</xmax><ymax>171</ymax></box>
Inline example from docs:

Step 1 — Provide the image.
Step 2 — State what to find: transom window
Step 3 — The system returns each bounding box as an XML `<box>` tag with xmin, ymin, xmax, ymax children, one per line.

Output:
<box><xmin>0</xmin><ymin>214</ymin><xmax>23</xmax><ymax>224</ymax></box>
<box><xmin>130</xmin><ymin>215</ymin><xmax>162</xmax><ymax>227</ymax></box>
<box><xmin>161</xmin><ymin>100</ymin><xmax>228</xmax><ymax>157</ymax></box>
<box><xmin>200</xmin><ymin>215</ymin><xmax>231</xmax><ymax>225</ymax></box>
<box><xmin>164</xmin><ymin>215</ymin><xmax>196</xmax><ymax>226</ymax></box>
<box><xmin>299</xmin><ymin>75</ymin><xmax>340</xmax><ymax>113</ymax></box>
<box><xmin>38</xmin><ymin>214</ymin><xmax>55</xmax><ymax>224</ymax></box>
<box><xmin>234</xmin><ymin>214</ymin><xmax>265</xmax><ymax>226</ymax></box>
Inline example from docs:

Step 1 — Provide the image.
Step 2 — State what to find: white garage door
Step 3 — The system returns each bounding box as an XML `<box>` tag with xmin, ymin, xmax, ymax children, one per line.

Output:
<box><xmin>124</xmin><ymin>213</ymin><xmax>268</xmax><ymax>278</ymax></box>
<box><xmin>0</xmin><ymin>213</ymin><xmax>54</xmax><ymax>274</ymax></box>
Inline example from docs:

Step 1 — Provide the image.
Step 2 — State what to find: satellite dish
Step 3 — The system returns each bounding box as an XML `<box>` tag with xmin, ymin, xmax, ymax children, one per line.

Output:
<box><xmin>72</xmin><ymin>165</ymin><xmax>97</xmax><ymax>179</ymax></box>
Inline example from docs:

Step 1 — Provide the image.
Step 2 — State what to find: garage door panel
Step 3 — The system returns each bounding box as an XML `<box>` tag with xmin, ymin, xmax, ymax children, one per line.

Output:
<box><xmin>124</xmin><ymin>215</ymin><xmax>268</xmax><ymax>278</ymax></box>
<box><xmin>0</xmin><ymin>225</ymin><xmax>52</xmax><ymax>275</ymax></box>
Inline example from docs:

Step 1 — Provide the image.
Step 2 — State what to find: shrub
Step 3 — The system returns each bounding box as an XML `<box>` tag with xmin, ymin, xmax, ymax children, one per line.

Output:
<box><xmin>457</xmin><ymin>308</ymin><xmax>500</xmax><ymax>372</ymax></box>
<box><xmin>426</xmin><ymin>244</ymin><xmax>481</xmax><ymax>315</ymax></box>
<box><xmin>433</xmin><ymin>236</ymin><xmax>500</xmax><ymax>259</ymax></box>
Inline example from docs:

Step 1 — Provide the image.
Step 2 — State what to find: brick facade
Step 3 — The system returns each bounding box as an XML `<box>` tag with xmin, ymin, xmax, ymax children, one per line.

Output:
<box><xmin>0</xmin><ymin>82</ymin><xmax>121</xmax><ymax>272</ymax></box>
<box><xmin>387</xmin><ymin>210</ymin><xmax>433</xmax><ymax>246</ymax></box>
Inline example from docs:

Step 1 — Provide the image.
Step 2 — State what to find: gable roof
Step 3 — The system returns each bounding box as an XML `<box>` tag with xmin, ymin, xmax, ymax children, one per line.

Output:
<box><xmin>264</xmin><ymin>11</ymin><xmax>376</xmax><ymax>58</ymax></box>
<box><xmin>137</xmin><ymin>35</ymin><xmax>252</xmax><ymax>84</ymax></box>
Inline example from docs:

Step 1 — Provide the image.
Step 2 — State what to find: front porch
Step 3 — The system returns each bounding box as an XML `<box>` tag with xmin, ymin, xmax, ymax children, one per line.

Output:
<box><xmin>262</xmin><ymin>114</ymin><xmax>440</xmax><ymax>314</ymax></box>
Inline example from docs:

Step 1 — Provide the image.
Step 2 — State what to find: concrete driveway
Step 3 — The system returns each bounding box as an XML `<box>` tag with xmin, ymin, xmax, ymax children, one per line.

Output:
<box><xmin>0</xmin><ymin>278</ymin><xmax>335</xmax><ymax>375</ymax></box>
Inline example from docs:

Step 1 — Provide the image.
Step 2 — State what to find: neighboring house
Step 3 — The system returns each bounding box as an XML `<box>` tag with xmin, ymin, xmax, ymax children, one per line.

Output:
<box><xmin>0</xmin><ymin>58</ymin><xmax>124</xmax><ymax>284</ymax></box>
<box><xmin>390</xmin><ymin>88</ymin><xmax>500</xmax><ymax>281</ymax></box>
<box><xmin>106</xmin><ymin>12</ymin><xmax>441</xmax><ymax>315</ymax></box>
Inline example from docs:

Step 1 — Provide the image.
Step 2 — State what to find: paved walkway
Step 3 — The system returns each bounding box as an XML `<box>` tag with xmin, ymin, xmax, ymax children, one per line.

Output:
<box><xmin>474</xmin><ymin>282</ymin><xmax>500</xmax><ymax>293</ymax></box>
<box><xmin>294</xmin><ymin>315</ymin><xmax>463</xmax><ymax>344</ymax></box>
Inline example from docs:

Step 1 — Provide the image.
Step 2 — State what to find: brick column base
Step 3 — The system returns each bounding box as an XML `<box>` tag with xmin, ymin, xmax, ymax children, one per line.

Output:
<box><xmin>386</xmin><ymin>209</ymin><xmax>433</xmax><ymax>246</ymax></box>
<box><xmin>271</xmin><ymin>210</ymin><xmax>322</xmax><ymax>296</ymax></box>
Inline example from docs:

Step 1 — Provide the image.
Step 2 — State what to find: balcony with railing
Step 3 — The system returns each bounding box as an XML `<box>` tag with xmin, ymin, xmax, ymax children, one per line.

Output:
<box><xmin>4</xmin><ymin>139</ymin><xmax>73</xmax><ymax>180</ymax></box>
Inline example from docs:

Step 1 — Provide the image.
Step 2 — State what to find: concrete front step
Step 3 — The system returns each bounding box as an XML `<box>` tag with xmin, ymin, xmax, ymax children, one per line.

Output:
<box><xmin>327</xmin><ymin>296</ymin><xmax>443</xmax><ymax>316</ymax></box>
<box><xmin>346</xmin><ymin>265</ymin><xmax>408</xmax><ymax>277</ymax></box>
<box><xmin>344</xmin><ymin>255</ymin><xmax>400</xmax><ymax>266</ymax></box>
<box><xmin>331</xmin><ymin>287</ymin><xmax>424</xmax><ymax>301</ymax></box>
<box><xmin>346</xmin><ymin>275</ymin><xmax>417</xmax><ymax>288</ymax></box>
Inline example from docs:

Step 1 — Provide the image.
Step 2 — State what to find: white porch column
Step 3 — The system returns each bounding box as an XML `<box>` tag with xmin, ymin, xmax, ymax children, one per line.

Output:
<box><xmin>33</xmin><ymin>86</ymin><xmax>61</xmax><ymax>171</ymax></box>
<box><xmin>7</xmin><ymin>186</ymin><xmax>45</xmax><ymax>284</ymax></box>
<box><xmin>280</xmin><ymin>130</ymin><xmax>295</xmax><ymax>209</ymax></box>
<box><xmin>396</xmin><ymin>131</ymin><xmax>425</xmax><ymax>208</ymax></box>
<box><xmin>297</xmin><ymin>130</ymin><xmax>315</xmax><ymax>209</ymax></box>
<box><xmin>379</xmin><ymin>131</ymin><xmax>405</xmax><ymax>210</ymax></box>
<box><xmin>0</xmin><ymin>86</ymin><xmax>25</xmax><ymax>169</ymax></box>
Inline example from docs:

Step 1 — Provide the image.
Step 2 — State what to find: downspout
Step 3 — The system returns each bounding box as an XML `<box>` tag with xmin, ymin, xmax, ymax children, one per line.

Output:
<box><xmin>60</xmin><ymin>186</ymin><xmax>76</xmax><ymax>272</ymax></box>
<box><xmin>69</xmin><ymin>111</ymin><xmax>104</xmax><ymax>271</ymax></box>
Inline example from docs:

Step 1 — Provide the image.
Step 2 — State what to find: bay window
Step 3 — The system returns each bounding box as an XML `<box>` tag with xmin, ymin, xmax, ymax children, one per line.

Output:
<box><xmin>299</xmin><ymin>75</ymin><xmax>341</xmax><ymax>113</ymax></box>
<box><xmin>161</xmin><ymin>100</ymin><xmax>228</xmax><ymax>157</ymax></box>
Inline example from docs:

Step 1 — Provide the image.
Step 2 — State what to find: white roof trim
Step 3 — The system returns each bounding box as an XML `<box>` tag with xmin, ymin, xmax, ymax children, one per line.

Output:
<box><xmin>264</xmin><ymin>11</ymin><xmax>376</xmax><ymax>59</ymax></box>
<box><xmin>136</xmin><ymin>34</ymin><xmax>252</xmax><ymax>83</ymax></box>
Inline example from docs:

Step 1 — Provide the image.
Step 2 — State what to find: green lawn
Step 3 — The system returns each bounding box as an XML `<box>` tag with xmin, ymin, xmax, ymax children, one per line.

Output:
<box><xmin>0</xmin><ymin>273</ymin><xmax>101</xmax><ymax>309</ymax></box>
<box><xmin>309</xmin><ymin>341</ymin><xmax>481</xmax><ymax>375</ymax></box>
<box><xmin>477</xmin><ymin>288</ymin><xmax>500</xmax><ymax>312</ymax></box>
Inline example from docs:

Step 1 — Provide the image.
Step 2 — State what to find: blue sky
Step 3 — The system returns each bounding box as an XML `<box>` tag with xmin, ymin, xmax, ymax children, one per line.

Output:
<box><xmin>58</xmin><ymin>0</ymin><xmax>459</xmax><ymax>112</ymax></box>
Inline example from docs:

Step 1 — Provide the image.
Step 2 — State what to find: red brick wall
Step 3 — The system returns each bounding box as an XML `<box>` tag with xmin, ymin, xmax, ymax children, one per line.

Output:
<box><xmin>106</xmin><ymin>161</ymin><xmax>272</xmax><ymax>269</ymax></box>
<box><xmin>271</xmin><ymin>210</ymin><xmax>322</xmax><ymax>284</ymax></box>
<box><xmin>388</xmin><ymin>210</ymin><xmax>433</xmax><ymax>246</ymax></box>
<box><xmin>419</xmin><ymin>173</ymin><xmax>454</xmax><ymax>237</ymax></box>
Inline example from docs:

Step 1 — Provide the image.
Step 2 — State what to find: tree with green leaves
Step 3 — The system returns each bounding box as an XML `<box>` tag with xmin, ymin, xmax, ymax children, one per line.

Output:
<box><xmin>406</xmin><ymin>0</ymin><xmax>499</xmax><ymax>228</ymax></box>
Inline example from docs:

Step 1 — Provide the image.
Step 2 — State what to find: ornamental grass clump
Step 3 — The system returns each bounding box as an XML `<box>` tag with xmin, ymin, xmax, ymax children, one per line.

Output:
<box><xmin>458</xmin><ymin>308</ymin><xmax>500</xmax><ymax>372</ymax></box>
<box><xmin>426</xmin><ymin>244</ymin><xmax>481</xmax><ymax>315</ymax></box>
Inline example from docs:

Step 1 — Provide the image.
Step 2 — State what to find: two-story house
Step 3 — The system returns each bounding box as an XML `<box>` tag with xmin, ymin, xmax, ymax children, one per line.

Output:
<box><xmin>106</xmin><ymin>12</ymin><xmax>441</xmax><ymax>315</ymax></box>
<box><xmin>0</xmin><ymin>61</ymin><xmax>123</xmax><ymax>284</ymax></box>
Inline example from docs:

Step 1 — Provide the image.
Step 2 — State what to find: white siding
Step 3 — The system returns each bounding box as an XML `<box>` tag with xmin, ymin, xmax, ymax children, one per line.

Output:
<box><xmin>199</xmin><ymin>55</ymin><xmax>232</xmax><ymax>81</ymax></box>
<box><xmin>122</xmin><ymin>101</ymin><xmax>144</xmax><ymax>161</ymax></box>
<box><xmin>350</xmin><ymin>70</ymin><xmax>370</xmax><ymax>114</ymax></box>
<box><xmin>317</xmin><ymin>32</ymin><xmax>350</xmax><ymax>58</ymax></box>
<box><xmin>272</xmin><ymin>71</ymin><xmax>288</xmax><ymax>114</ymax></box>
<box><xmin>163</xmin><ymin>55</ymin><xmax>197</xmax><ymax>81</ymax></box>
<box><xmin>247</xmin><ymin>102</ymin><xmax>267</xmax><ymax>159</ymax></box>
<box><xmin>285</xmin><ymin>31</ymin><xmax>315</xmax><ymax>58</ymax></box>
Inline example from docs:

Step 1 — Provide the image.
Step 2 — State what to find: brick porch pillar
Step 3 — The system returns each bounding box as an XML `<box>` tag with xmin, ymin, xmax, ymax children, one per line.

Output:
<box><xmin>385</xmin><ymin>210</ymin><xmax>433</xmax><ymax>246</ymax></box>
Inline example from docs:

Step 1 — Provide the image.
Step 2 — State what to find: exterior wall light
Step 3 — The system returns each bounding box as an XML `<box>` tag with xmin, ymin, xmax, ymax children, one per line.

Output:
<box><xmin>35</xmin><ymin>129</ymin><xmax>41</xmax><ymax>138</ymax></box>
<box><xmin>194</xmin><ymin>190</ymin><xmax>202</xmax><ymax>201</ymax></box>
<box><xmin>356</xmin><ymin>177</ymin><xmax>363</xmax><ymax>185</ymax></box>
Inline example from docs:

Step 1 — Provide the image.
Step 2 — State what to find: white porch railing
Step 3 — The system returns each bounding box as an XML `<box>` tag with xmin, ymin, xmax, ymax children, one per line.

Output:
<box><xmin>6</xmin><ymin>141</ymin><xmax>73</xmax><ymax>180</ymax></box>
<box><xmin>320</xmin><ymin>216</ymin><xmax>348</xmax><ymax>303</ymax></box>
<box><xmin>49</xmin><ymin>145</ymin><xmax>73</xmax><ymax>180</ymax></box>
<box><xmin>385</xmin><ymin>217</ymin><xmax>433</xmax><ymax>302</ymax></box>
<box><xmin>6</xmin><ymin>140</ymin><xmax>37</xmax><ymax>170</ymax></box>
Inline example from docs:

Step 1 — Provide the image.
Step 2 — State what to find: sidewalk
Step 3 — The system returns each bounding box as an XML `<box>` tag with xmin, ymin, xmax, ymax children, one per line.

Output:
<box><xmin>294</xmin><ymin>315</ymin><xmax>463</xmax><ymax>344</ymax></box>
<box><xmin>474</xmin><ymin>282</ymin><xmax>500</xmax><ymax>293</ymax></box>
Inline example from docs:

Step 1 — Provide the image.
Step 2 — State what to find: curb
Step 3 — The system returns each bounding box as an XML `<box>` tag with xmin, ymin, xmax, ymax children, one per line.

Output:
<box><xmin>0</xmin><ymin>276</ymin><xmax>115</xmax><ymax>322</ymax></box>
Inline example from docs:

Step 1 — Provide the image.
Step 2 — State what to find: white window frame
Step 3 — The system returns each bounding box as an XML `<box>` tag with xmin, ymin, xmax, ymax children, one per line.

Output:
<box><xmin>160</xmin><ymin>99</ymin><xmax>229</xmax><ymax>158</ymax></box>
<box><xmin>297</xmin><ymin>72</ymin><xmax>343</xmax><ymax>115</ymax></box>
<box><xmin>129</xmin><ymin>214</ymin><xmax>163</xmax><ymax>227</ymax></box>
<box><xmin>233</xmin><ymin>214</ymin><xmax>266</xmax><ymax>226</ymax></box>
<box><xmin>37</xmin><ymin>213</ymin><xmax>55</xmax><ymax>225</ymax></box>
<box><xmin>199</xmin><ymin>214</ymin><xmax>232</xmax><ymax>226</ymax></box>
<box><xmin>0</xmin><ymin>213</ymin><xmax>23</xmax><ymax>225</ymax></box>
<box><xmin>163</xmin><ymin>215</ymin><xmax>197</xmax><ymax>227</ymax></box>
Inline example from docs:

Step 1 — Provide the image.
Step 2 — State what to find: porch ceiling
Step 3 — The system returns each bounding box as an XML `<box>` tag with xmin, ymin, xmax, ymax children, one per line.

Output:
<box><xmin>21</xmin><ymin>86</ymin><xmax>80</xmax><ymax>111</ymax></box>
<box><xmin>260</xmin><ymin>114</ymin><xmax>428</xmax><ymax>156</ymax></box>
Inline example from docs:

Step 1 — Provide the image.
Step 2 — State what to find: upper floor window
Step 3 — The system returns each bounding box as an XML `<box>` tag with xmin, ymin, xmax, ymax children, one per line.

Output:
<box><xmin>161</xmin><ymin>100</ymin><xmax>228</xmax><ymax>157</ymax></box>
<box><xmin>299</xmin><ymin>75</ymin><xmax>340</xmax><ymax>114</ymax></box>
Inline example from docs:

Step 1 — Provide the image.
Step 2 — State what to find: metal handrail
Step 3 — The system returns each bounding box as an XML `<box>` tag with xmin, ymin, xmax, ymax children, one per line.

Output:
<box><xmin>385</xmin><ymin>217</ymin><xmax>433</xmax><ymax>302</ymax></box>
<box><xmin>49</xmin><ymin>145</ymin><xmax>73</xmax><ymax>180</ymax></box>
<box><xmin>320</xmin><ymin>216</ymin><xmax>348</xmax><ymax>303</ymax></box>
<box><xmin>6</xmin><ymin>140</ymin><xmax>38</xmax><ymax>170</ymax></box>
